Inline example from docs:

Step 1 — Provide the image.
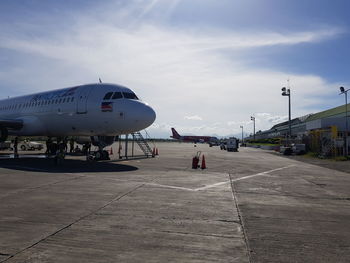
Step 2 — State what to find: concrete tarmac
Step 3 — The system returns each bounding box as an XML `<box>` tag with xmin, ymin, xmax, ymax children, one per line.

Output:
<box><xmin>0</xmin><ymin>143</ymin><xmax>349</xmax><ymax>262</ymax></box>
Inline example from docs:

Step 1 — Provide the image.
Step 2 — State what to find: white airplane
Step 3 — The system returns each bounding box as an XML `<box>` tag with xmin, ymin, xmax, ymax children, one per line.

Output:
<box><xmin>0</xmin><ymin>82</ymin><xmax>156</xmax><ymax>160</ymax></box>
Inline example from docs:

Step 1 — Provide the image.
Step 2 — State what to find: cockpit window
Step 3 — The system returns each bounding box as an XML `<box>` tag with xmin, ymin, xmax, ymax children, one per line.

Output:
<box><xmin>112</xmin><ymin>92</ymin><xmax>123</xmax><ymax>99</ymax></box>
<box><xmin>103</xmin><ymin>92</ymin><xmax>113</xmax><ymax>100</ymax></box>
<box><xmin>122</xmin><ymin>92</ymin><xmax>139</xmax><ymax>100</ymax></box>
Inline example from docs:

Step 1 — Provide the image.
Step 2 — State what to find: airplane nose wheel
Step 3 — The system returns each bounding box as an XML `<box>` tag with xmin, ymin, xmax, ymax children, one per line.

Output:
<box><xmin>95</xmin><ymin>151</ymin><xmax>102</xmax><ymax>160</ymax></box>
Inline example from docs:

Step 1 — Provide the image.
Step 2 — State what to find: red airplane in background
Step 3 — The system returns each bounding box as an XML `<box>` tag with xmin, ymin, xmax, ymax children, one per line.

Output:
<box><xmin>171</xmin><ymin>128</ymin><xmax>218</xmax><ymax>144</ymax></box>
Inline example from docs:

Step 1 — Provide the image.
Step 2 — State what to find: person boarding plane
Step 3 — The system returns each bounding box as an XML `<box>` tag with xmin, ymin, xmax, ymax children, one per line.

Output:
<box><xmin>0</xmin><ymin>82</ymin><xmax>156</xmax><ymax>161</ymax></box>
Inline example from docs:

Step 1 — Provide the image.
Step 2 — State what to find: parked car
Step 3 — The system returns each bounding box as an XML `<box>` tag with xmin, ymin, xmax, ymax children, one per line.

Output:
<box><xmin>18</xmin><ymin>140</ymin><xmax>44</xmax><ymax>151</ymax></box>
<box><xmin>209</xmin><ymin>139</ymin><xmax>220</xmax><ymax>147</ymax></box>
<box><xmin>291</xmin><ymin>144</ymin><xmax>306</xmax><ymax>155</ymax></box>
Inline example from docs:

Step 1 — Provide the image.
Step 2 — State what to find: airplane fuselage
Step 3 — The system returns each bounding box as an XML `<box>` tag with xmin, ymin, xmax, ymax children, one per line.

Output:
<box><xmin>177</xmin><ymin>136</ymin><xmax>212</xmax><ymax>143</ymax></box>
<box><xmin>170</xmin><ymin>128</ymin><xmax>217</xmax><ymax>143</ymax></box>
<box><xmin>0</xmin><ymin>83</ymin><xmax>156</xmax><ymax>138</ymax></box>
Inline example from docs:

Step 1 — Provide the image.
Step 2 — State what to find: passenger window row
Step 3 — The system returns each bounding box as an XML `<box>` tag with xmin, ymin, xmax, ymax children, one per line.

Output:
<box><xmin>103</xmin><ymin>91</ymin><xmax>138</xmax><ymax>100</ymax></box>
<box><xmin>0</xmin><ymin>97</ymin><xmax>75</xmax><ymax>111</ymax></box>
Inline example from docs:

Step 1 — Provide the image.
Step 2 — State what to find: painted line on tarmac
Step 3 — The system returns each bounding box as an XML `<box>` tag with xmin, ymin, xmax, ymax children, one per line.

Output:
<box><xmin>230</xmin><ymin>164</ymin><xmax>296</xmax><ymax>183</ymax></box>
<box><xmin>194</xmin><ymin>181</ymin><xmax>230</xmax><ymax>191</ymax></box>
<box><xmin>145</xmin><ymin>182</ymin><xmax>195</xmax><ymax>191</ymax></box>
<box><xmin>145</xmin><ymin>165</ymin><xmax>295</xmax><ymax>192</ymax></box>
<box><xmin>194</xmin><ymin>165</ymin><xmax>296</xmax><ymax>191</ymax></box>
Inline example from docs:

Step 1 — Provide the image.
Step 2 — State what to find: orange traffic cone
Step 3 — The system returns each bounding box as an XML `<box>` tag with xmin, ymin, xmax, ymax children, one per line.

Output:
<box><xmin>155</xmin><ymin>148</ymin><xmax>159</xmax><ymax>155</ymax></box>
<box><xmin>201</xmin><ymin>155</ymin><xmax>206</xmax><ymax>169</ymax></box>
<box><xmin>110</xmin><ymin>147</ymin><xmax>113</xmax><ymax>155</ymax></box>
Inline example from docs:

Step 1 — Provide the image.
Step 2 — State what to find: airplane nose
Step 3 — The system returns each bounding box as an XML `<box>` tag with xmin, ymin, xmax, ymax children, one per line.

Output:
<box><xmin>144</xmin><ymin>104</ymin><xmax>156</xmax><ymax>127</ymax></box>
<box><xmin>119</xmin><ymin>101</ymin><xmax>156</xmax><ymax>134</ymax></box>
<box><xmin>127</xmin><ymin>102</ymin><xmax>156</xmax><ymax>131</ymax></box>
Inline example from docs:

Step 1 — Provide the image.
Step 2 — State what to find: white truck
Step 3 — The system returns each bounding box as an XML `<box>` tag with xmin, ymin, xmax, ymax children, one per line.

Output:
<box><xmin>226</xmin><ymin>138</ymin><xmax>239</xmax><ymax>152</ymax></box>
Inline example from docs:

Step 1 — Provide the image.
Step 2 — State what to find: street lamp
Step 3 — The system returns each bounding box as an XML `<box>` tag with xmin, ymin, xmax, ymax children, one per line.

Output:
<box><xmin>281</xmin><ymin>87</ymin><xmax>292</xmax><ymax>141</ymax></box>
<box><xmin>240</xmin><ymin>125</ymin><xmax>244</xmax><ymax>144</ymax></box>
<box><xmin>250</xmin><ymin>116</ymin><xmax>255</xmax><ymax>140</ymax></box>
<box><xmin>339</xmin><ymin>86</ymin><xmax>349</xmax><ymax>156</ymax></box>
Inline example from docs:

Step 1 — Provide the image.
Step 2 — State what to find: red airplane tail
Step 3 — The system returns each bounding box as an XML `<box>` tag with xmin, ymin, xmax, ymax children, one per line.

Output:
<box><xmin>171</xmin><ymin>128</ymin><xmax>181</xmax><ymax>139</ymax></box>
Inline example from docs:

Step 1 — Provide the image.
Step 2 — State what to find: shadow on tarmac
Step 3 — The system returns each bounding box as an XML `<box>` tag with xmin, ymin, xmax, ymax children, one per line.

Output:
<box><xmin>0</xmin><ymin>157</ymin><xmax>138</xmax><ymax>173</ymax></box>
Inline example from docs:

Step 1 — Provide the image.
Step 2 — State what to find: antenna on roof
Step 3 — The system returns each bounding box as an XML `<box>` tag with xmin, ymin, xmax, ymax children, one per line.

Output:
<box><xmin>99</xmin><ymin>78</ymin><xmax>102</xmax><ymax>83</ymax></box>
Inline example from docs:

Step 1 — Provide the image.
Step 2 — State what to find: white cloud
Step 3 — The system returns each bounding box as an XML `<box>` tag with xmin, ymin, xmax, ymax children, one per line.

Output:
<box><xmin>0</xmin><ymin>1</ymin><xmax>345</xmax><ymax>138</ymax></box>
<box><xmin>184</xmin><ymin>115</ymin><xmax>203</xmax><ymax>121</ymax></box>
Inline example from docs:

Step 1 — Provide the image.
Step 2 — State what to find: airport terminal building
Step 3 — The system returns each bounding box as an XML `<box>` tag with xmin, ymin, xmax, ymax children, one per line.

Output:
<box><xmin>247</xmin><ymin>103</ymin><xmax>350</xmax><ymax>156</ymax></box>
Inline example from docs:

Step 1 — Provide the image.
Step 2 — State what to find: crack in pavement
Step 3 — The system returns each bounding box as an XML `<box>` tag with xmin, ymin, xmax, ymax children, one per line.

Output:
<box><xmin>159</xmin><ymin>230</ymin><xmax>238</xmax><ymax>239</ymax></box>
<box><xmin>0</xmin><ymin>165</ymin><xmax>296</xmax><ymax>262</ymax></box>
<box><xmin>0</xmin><ymin>182</ymin><xmax>147</xmax><ymax>263</ymax></box>
<box><xmin>0</xmin><ymin>173</ymin><xmax>87</xmax><ymax>201</ymax></box>
<box><xmin>229</xmin><ymin>173</ymin><xmax>252</xmax><ymax>263</ymax></box>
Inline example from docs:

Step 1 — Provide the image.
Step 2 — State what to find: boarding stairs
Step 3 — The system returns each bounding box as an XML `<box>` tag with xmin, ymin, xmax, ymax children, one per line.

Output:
<box><xmin>132</xmin><ymin>131</ymin><xmax>154</xmax><ymax>157</ymax></box>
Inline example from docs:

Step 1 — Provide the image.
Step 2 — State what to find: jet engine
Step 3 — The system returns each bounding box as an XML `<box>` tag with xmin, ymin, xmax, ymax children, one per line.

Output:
<box><xmin>0</xmin><ymin>127</ymin><xmax>8</xmax><ymax>142</ymax></box>
<box><xmin>90</xmin><ymin>136</ymin><xmax>118</xmax><ymax>149</ymax></box>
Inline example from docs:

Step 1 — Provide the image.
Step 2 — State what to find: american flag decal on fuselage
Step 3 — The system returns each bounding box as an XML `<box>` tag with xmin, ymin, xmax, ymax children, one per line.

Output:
<box><xmin>101</xmin><ymin>102</ymin><xmax>113</xmax><ymax>112</ymax></box>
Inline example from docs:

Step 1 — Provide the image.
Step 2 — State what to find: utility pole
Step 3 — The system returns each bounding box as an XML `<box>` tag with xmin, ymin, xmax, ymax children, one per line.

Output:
<box><xmin>240</xmin><ymin>125</ymin><xmax>244</xmax><ymax>144</ymax></box>
<box><xmin>340</xmin><ymin>86</ymin><xmax>349</xmax><ymax>156</ymax></box>
<box><xmin>281</xmin><ymin>86</ymin><xmax>291</xmax><ymax>142</ymax></box>
<box><xmin>250</xmin><ymin>116</ymin><xmax>255</xmax><ymax>140</ymax></box>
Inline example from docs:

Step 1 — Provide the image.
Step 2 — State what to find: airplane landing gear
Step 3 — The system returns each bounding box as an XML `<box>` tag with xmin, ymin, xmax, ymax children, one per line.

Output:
<box><xmin>14</xmin><ymin>137</ymin><xmax>19</xmax><ymax>158</ymax></box>
<box><xmin>54</xmin><ymin>142</ymin><xmax>67</xmax><ymax>165</ymax></box>
<box><xmin>46</xmin><ymin>137</ymin><xmax>67</xmax><ymax>165</ymax></box>
<box><xmin>98</xmin><ymin>150</ymin><xmax>110</xmax><ymax>160</ymax></box>
<box><xmin>46</xmin><ymin>138</ymin><xmax>57</xmax><ymax>156</ymax></box>
<box><xmin>86</xmin><ymin>150</ymin><xmax>110</xmax><ymax>162</ymax></box>
<box><xmin>47</xmin><ymin>143</ymin><xmax>58</xmax><ymax>156</ymax></box>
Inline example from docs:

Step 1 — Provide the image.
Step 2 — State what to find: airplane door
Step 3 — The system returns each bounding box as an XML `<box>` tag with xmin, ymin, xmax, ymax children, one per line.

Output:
<box><xmin>76</xmin><ymin>87</ymin><xmax>93</xmax><ymax>114</ymax></box>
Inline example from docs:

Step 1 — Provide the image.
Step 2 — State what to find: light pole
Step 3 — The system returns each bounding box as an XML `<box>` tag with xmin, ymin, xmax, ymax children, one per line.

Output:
<box><xmin>250</xmin><ymin>116</ymin><xmax>255</xmax><ymax>140</ymax></box>
<box><xmin>339</xmin><ymin>86</ymin><xmax>349</xmax><ymax>156</ymax></box>
<box><xmin>281</xmin><ymin>87</ymin><xmax>291</xmax><ymax>141</ymax></box>
<box><xmin>240</xmin><ymin>125</ymin><xmax>244</xmax><ymax>144</ymax></box>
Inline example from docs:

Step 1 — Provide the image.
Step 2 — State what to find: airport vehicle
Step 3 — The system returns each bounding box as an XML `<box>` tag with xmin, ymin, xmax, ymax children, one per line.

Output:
<box><xmin>226</xmin><ymin>138</ymin><xmax>239</xmax><ymax>152</ymax></box>
<box><xmin>220</xmin><ymin>142</ymin><xmax>226</xmax><ymax>150</ymax></box>
<box><xmin>291</xmin><ymin>144</ymin><xmax>306</xmax><ymax>155</ymax></box>
<box><xmin>209</xmin><ymin>138</ymin><xmax>220</xmax><ymax>147</ymax></box>
<box><xmin>0</xmin><ymin>83</ymin><xmax>156</xmax><ymax>160</ymax></box>
<box><xmin>18</xmin><ymin>140</ymin><xmax>44</xmax><ymax>151</ymax></box>
<box><xmin>280</xmin><ymin>146</ymin><xmax>292</xmax><ymax>155</ymax></box>
<box><xmin>170</xmin><ymin>128</ymin><xmax>218</xmax><ymax>144</ymax></box>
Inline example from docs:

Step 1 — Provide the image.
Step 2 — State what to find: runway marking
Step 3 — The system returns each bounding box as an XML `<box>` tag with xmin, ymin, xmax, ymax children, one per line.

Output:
<box><xmin>145</xmin><ymin>182</ymin><xmax>195</xmax><ymax>191</ymax></box>
<box><xmin>230</xmin><ymin>164</ymin><xmax>295</xmax><ymax>183</ymax></box>
<box><xmin>195</xmin><ymin>181</ymin><xmax>229</xmax><ymax>191</ymax></box>
<box><xmin>145</xmin><ymin>165</ymin><xmax>295</xmax><ymax>192</ymax></box>
<box><xmin>195</xmin><ymin>165</ymin><xmax>295</xmax><ymax>191</ymax></box>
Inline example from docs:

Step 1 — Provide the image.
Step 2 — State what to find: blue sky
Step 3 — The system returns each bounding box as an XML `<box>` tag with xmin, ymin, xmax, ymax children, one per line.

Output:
<box><xmin>1</xmin><ymin>0</ymin><xmax>350</xmax><ymax>138</ymax></box>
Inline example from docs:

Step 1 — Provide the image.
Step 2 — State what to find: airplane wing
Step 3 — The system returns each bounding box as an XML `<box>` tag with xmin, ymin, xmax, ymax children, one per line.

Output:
<box><xmin>0</xmin><ymin>119</ymin><xmax>23</xmax><ymax>129</ymax></box>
